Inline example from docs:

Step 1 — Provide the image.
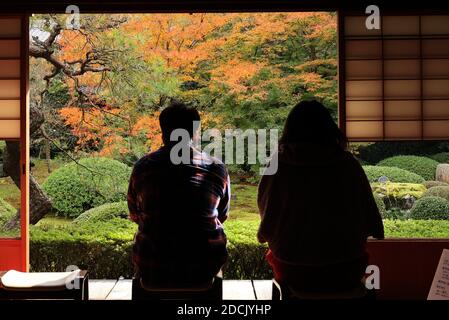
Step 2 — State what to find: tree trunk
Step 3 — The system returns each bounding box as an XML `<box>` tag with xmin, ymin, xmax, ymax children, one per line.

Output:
<box><xmin>2</xmin><ymin>103</ymin><xmax>53</xmax><ymax>229</ymax></box>
<box><xmin>3</xmin><ymin>142</ymin><xmax>53</xmax><ymax>228</ymax></box>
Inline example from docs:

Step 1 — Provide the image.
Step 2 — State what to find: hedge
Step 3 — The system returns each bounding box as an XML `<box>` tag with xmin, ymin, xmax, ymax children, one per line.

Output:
<box><xmin>422</xmin><ymin>186</ymin><xmax>449</xmax><ymax>202</ymax></box>
<box><xmin>30</xmin><ymin>216</ymin><xmax>449</xmax><ymax>279</ymax></box>
<box><xmin>410</xmin><ymin>196</ymin><xmax>449</xmax><ymax>220</ymax></box>
<box><xmin>431</xmin><ymin>152</ymin><xmax>449</xmax><ymax>163</ymax></box>
<box><xmin>42</xmin><ymin>157</ymin><xmax>132</xmax><ymax>218</ymax></box>
<box><xmin>30</xmin><ymin>219</ymin><xmax>271</xmax><ymax>280</ymax></box>
<box><xmin>377</xmin><ymin>156</ymin><xmax>439</xmax><ymax>181</ymax></box>
<box><xmin>363</xmin><ymin>166</ymin><xmax>425</xmax><ymax>184</ymax></box>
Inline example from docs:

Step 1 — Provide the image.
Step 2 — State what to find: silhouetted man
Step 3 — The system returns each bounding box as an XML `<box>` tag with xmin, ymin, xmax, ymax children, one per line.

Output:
<box><xmin>128</xmin><ymin>102</ymin><xmax>230</xmax><ymax>287</ymax></box>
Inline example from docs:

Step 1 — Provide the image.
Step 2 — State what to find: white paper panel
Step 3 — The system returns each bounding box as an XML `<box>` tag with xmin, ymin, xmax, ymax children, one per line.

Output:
<box><xmin>384</xmin><ymin>100</ymin><xmax>421</xmax><ymax>120</ymax></box>
<box><xmin>345</xmin><ymin>16</ymin><xmax>381</xmax><ymax>37</ymax></box>
<box><xmin>0</xmin><ymin>59</ymin><xmax>20</xmax><ymax>78</ymax></box>
<box><xmin>421</xmin><ymin>15</ymin><xmax>449</xmax><ymax>35</ymax></box>
<box><xmin>423</xmin><ymin>39</ymin><xmax>449</xmax><ymax>58</ymax></box>
<box><xmin>345</xmin><ymin>40</ymin><xmax>382</xmax><ymax>59</ymax></box>
<box><xmin>423</xmin><ymin>79</ymin><xmax>449</xmax><ymax>98</ymax></box>
<box><xmin>346</xmin><ymin>60</ymin><xmax>382</xmax><ymax>79</ymax></box>
<box><xmin>424</xmin><ymin>100</ymin><xmax>449</xmax><ymax>119</ymax></box>
<box><xmin>0</xmin><ymin>80</ymin><xmax>20</xmax><ymax>98</ymax></box>
<box><xmin>423</xmin><ymin>59</ymin><xmax>449</xmax><ymax>78</ymax></box>
<box><xmin>383</xmin><ymin>16</ymin><xmax>420</xmax><ymax>36</ymax></box>
<box><xmin>383</xmin><ymin>39</ymin><xmax>420</xmax><ymax>59</ymax></box>
<box><xmin>0</xmin><ymin>19</ymin><xmax>21</xmax><ymax>37</ymax></box>
<box><xmin>384</xmin><ymin>80</ymin><xmax>421</xmax><ymax>99</ymax></box>
<box><xmin>424</xmin><ymin>120</ymin><xmax>449</xmax><ymax>138</ymax></box>
<box><xmin>0</xmin><ymin>100</ymin><xmax>20</xmax><ymax>119</ymax></box>
<box><xmin>346</xmin><ymin>80</ymin><xmax>382</xmax><ymax>100</ymax></box>
<box><xmin>384</xmin><ymin>60</ymin><xmax>420</xmax><ymax>79</ymax></box>
<box><xmin>346</xmin><ymin>121</ymin><xmax>383</xmax><ymax>139</ymax></box>
<box><xmin>346</xmin><ymin>101</ymin><xmax>383</xmax><ymax>121</ymax></box>
<box><xmin>0</xmin><ymin>119</ymin><xmax>20</xmax><ymax>138</ymax></box>
<box><xmin>385</xmin><ymin>121</ymin><xmax>421</xmax><ymax>139</ymax></box>
<box><xmin>0</xmin><ymin>40</ymin><xmax>20</xmax><ymax>58</ymax></box>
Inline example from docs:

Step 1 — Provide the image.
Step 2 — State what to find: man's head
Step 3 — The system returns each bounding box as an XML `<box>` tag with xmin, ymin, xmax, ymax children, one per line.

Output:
<box><xmin>159</xmin><ymin>101</ymin><xmax>201</xmax><ymax>145</ymax></box>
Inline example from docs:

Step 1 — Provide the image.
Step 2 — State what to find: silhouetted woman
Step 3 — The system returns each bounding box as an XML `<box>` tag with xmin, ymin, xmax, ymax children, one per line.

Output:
<box><xmin>258</xmin><ymin>100</ymin><xmax>384</xmax><ymax>295</ymax></box>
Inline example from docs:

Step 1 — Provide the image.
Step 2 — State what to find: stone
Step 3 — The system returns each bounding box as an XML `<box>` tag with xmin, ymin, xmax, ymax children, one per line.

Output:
<box><xmin>436</xmin><ymin>164</ymin><xmax>449</xmax><ymax>184</ymax></box>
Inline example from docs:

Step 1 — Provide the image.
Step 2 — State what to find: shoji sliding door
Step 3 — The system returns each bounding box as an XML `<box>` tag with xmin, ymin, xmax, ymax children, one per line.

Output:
<box><xmin>340</xmin><ymin>14</ymin><xmax>449</xmax><ymax>141</ymax></box>
<box><xmin>0</xmin><ymin>15</ymin><xmax>29</xmax><ymax>272</ymax></box>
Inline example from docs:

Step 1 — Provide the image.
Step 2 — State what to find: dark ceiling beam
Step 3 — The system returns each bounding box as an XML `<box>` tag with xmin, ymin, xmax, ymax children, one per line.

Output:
<box><xmin>1</xmin><ymin>0</ymin><xmax>449</xmax><ymax>14</ymax></box>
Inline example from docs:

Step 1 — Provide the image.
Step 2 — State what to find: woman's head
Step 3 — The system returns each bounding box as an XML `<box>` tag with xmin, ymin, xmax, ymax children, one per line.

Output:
<box><xmin>280</xmin><ymin>100</ymin><xmax>347</xmax><ymax>150</ymax></box>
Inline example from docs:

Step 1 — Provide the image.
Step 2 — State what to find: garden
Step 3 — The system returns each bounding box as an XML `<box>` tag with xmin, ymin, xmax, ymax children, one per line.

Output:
<box><xmin>1</xmin><ymin>13</ymin><xmax>449</xmax><ymax>279</ymax></box>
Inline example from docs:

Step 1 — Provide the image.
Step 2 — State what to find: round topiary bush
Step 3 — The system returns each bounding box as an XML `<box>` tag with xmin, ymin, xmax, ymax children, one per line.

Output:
<box><xmin>422</xmin><ymin>186</ymin><xmax>449</xmax><ymax>202</ymax></box>
<box><xmin>423</xmin><ymin>181</ymin><xmax>449</xmax><ymax>189</ymax></box>
<box><xmin>363</xmin><ymin>166</ymin><xmax>425</xmax><ymax>184</ymax></box>
<box><xmin>42</xmin><ymin>157</ymin><xmax>132</xmax><ymax>218</ymax></box>
<box><xmin>377</xmin><ymin>155</ymin><xmax>439</xmax><ymax>181</ymax></box>
<box><xmin>410</xmin><ymin>196</ymin><xmax>449</xmax><ymax>220</ymax></box>
<box><xmin>73</xmin><ymin>201</ymin><xmax>129</xmax><ymax>225</ymax></box>
<box><xmin>431</xmin><ymin>152</ymin><xmax>449</xmax><ymax>164</ymax></box>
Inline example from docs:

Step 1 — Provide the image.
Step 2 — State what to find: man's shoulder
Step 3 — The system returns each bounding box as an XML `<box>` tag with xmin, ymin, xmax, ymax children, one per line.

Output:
<box><xmin>133</xmin><ymin>149</ymin><xmax>168</xmax><ymax>169</ymax></box>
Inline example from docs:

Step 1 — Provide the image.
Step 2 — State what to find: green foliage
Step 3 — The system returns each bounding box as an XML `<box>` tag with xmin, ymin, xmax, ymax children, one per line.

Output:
<box><xmin>73</xmin><ymin>201</ymin><xmax>129</xmax><ymax>225</ymax></box>
<box><xmin>383</xmin><ymin>208</ymin><xmax>409</xmax><ymax>220</ymax></box>
<box><xmin>383</xmin><ymin>219</ymin><xmax>449</xmax><ymax>238</ymax></box>
<box><xmin>0</xmin><ymin>198</ymin><xmax>17</xmax><ymax>236</ymax></box>
<box><xmin>30</xmin><ymin>216</ymin><xmax>449</xmax><ymax>279</ymax></box>
<box><xmin>357</xmin><ymin>141</ymin><xmax>449</xmax><ymax>165</ymax></box>
<box><xmin>377</xmin><ymin>156</ymin><xmax>439</xmax><ymax>181</ymax></box>
<box><xmin>423</xmin><ymin>186</ymin><xmax>449</xmax><ymax>202</ymax></box>
<box><xmin>371</xmin><ymin>182</ymin><xmax>426</xmax><ymax>199</ymax></box>
<box><xmin>42</xmin><ymin>158</ymin><xmax>131</xmax><ymax>218</ymax></box>
<box><xmin>30</xmin><ymin>219</ymin><xmax>136</xmax><ymax>278</ymax></box>
<box><xmin>30</xmin><ymin>219</ymin><xmax>271</xmax><ymax>280</ymax></box>
<box><xmin>410</xmin><ymin>196</ymin><xmax>449</xmax><ymax>220</ymax></box>
<box><xmin>373</xmin><ymin>193</ymin><xmax>386</xmax><ymax>219</ymax></box>
<box><xmin>431</xmin><ymin>152</ymin><xmax>449</xmax><ymax>163</ymax></box>
<box><xmin>423</xmin><ymin>181</ymin><xmax>449</xmax><ymax>189</ymax></box>
<box><xmin>363</xmin><ymin>166</ymin><xmax>425</xmax><ymax>184</ymax></box>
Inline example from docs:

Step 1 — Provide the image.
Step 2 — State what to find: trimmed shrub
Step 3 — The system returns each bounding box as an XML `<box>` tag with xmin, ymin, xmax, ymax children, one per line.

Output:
<box><xmin>30</xmin><ymin>219</ymin><xmax>271</xmax><ymax>279</ymax></box>
<box><xmin>377</xmin><ymin>156</ymin><xmax>439</xmax><ymax>181</ymax></box>
<box><xmin>363</xmin><ymin>166</ymin><xmax>425</xmax><ymax>184</ymax></box>
<box><xmin>431</xmin><ymin>152</ymin><xmax>449</xmax><ymax>163</ymax></box>
<box><xmin>373</xmin><ymin>193</ymin><xmax>386</xmax><ymax>218</ymax></box>
<box><xmin>42</xmin><ymin>158</ymin><xmax>132</xmax><ymax>218</ymax></box>
<box><xmin>73</xmin><ymin>201</ymin><xmax>129</xmax><ymax>225</ymax></box>
<box><xmin>356</xmin><ymin>141</ymin><xmax>449</xmax><ymax>165</ymax></box>
<box><xmin>383</xmin><ymin>219</ymin><xmax>449</xmax><ymax>238</ymax></box>
<box><xmin>423</xmin><ymin>181</ymin><xmax>449</xmax><ymax>189</ymax></box>
<box><xmin>410</xmin><ymin>196</ymin><xmax>449</xmax><ymax>220</ymax></box>
<box><xmin>0</xmin><ymin>198</ymin><xmax>16</xmax><ymax>232</ymax></box>
<box><xmin>371</xmin><ymin>182</ymin><xmax>426</xmax><ymax>199</ymax></box>
<box><xmin>372</xmin><ymin>182</ymin><xmax>425</xmax><ymax>211</ymax></box>
<box><xmin>422</xmin><ymin>186</ymin><xmax>449</xmax><ymax>202</ymax></box>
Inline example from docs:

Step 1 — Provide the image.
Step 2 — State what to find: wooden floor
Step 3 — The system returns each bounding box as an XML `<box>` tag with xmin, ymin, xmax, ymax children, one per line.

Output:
<box><xmin>89</xmin><ymin>279</ymin><xmax>273</xmax><ymax>300</ymax></box>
